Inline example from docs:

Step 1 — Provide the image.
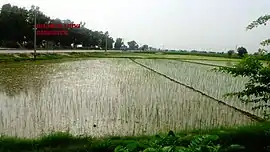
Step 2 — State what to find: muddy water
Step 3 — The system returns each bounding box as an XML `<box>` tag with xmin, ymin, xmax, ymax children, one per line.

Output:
<box><xmin>0</xmin><ymin>59</ymin><xmax>254</xmax><ymax>138</ymax></box>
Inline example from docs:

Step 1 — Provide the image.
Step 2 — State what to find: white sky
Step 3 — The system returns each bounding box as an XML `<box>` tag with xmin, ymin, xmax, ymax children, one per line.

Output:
<box><xmin>1</xmin><ymin>0</ymin><xmax>270</xmax><ymax>52</ymax></box>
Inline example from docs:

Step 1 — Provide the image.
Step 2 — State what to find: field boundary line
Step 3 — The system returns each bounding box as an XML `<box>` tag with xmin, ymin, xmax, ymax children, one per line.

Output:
<box><xmin>176</xmin><ymin>60</ymin><xmax>230</xmax><ymax>68</ymax></box>
<box><xmin>129</xmin><ymin>58</ymin><xmax>265</xmax><ymax>122</ymax></box>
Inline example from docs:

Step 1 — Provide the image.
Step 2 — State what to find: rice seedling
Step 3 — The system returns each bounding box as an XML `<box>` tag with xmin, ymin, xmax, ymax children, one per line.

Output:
<box><xmin>135</xmin><ymin>59</ymin><xmax>269</xmax><ymax>118</ymax></box>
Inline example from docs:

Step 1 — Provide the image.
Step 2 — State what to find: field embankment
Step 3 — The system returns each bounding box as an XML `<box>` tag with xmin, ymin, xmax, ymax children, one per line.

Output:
<box><xmin>0</xmin><ymin>52</ymin><xmax>240</xmax><ymax>65</ymax></box>
<box><xmin>0</xmin><ymin>122</ymin><xmax>269</xmax><ymax>152</ymax></box>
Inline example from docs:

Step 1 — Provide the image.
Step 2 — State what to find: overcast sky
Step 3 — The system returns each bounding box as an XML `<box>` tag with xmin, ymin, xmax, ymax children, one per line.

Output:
<box><xmin>1</xmin><ymin>0</ymin><xmax>270</xmax><ymax>52</ymax></box>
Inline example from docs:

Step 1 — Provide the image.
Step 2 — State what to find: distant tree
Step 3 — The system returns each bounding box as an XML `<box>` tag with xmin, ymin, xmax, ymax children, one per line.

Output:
<box><xmin>114</xmin><ymin>38</ymin><xmax>124</xmax><ymax>50</ymax></box>
<box><xmin>227</xmin><ymin>50</ymin><xmax>235</xmax><ymax>57</ymax></box>
<box><xmin>127</xmin><ymin>40</ymin><xmax>139</xmax><ymax>50</ymax></box>
<box><xmin>141</xmin><ymin>44</ymin><xmax>148</xmax><ymax>51</ymax></box>
<box><xmin>120</xmin><ymin>44</ymin><xmax>128</xmax><ymax>51</ymax></box>
<box><xmin>237</xmin><ymin>47</ymin><xmax>248</xmax><ymax>57</ymax></box>
<box><xmin>0</xmin><ymin>3</ymin><xmax>115</xmax><ymax>50</ymax></box>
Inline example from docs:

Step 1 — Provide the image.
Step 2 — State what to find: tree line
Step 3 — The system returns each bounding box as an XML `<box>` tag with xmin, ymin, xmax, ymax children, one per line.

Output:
<box><xmin>0</xmin><ymin>3</ymin><xmax>269</xmax><ymax>59</ymax></box>
<box><xmin>0</xmin><ymin>3</ymin><xmax>153</xmax><ymax>50</ymax></box>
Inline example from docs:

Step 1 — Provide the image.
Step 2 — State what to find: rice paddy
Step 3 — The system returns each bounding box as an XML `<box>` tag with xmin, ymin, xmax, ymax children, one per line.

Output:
<box><xmin>135</xmin><ymin>59</ymin><xmax>269</xmax><ymax>118</ymax></box>
<box><xmin>0</xmin><ymin>57</ymin><xmax>262</xmax><ymax>138</ymax></box>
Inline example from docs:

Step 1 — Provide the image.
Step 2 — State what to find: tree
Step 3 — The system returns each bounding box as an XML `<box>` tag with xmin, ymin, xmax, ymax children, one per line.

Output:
<box><xmin>120</xmin><ymin>44</ymin><xmax>128</xmax><ymax>51</ymax></box>
<box><xmin>247</xmin><ymin>15</ymin><xmax>270</xmax><ymax>47</ymax></box>
<box><xmin>227</xmin><ymin>50</ymin><xmax>234</xmax><ymax>57</ymax></box>
<box><xmin>214</xmin><ymin>56</ymin><xmax>270</xmax><ymax>120</ymax></box>
<box><xmin>0</xmin><ymin>4</ymin><xmax>34</xmax><ymax>47</ymax></box>
<box><xmin>247</xmin><ymin>14</ymin><xmax>270</xmax><ymax>66</ymax></box>
<box><xmin>141</xmin><ymin>44</ymin><xmax>148</xmax><ymax>51</ymax></box>
<box><xmin>127</xmin><ymin>40</ymin><xmax>139</xmax><ymax>50</ymax></box>
<box><xmin>0</xmin><ymin>3</ymin><xmax>116</xmax><ymax>50</ymax></box>
<box><xmin>114</xmin><ymin>38</ymin><xmax>124</xmax><ymax>50</ymax></box>
<box><xmin>214</xmin><ymin>14</ymin><xmax>270</xmax><ymax>120</ymax></box>
<box><xmin>237</xmin><ymin>47</ymin><xmax>248</xmax><ymax>57</ymax></box>
<box><xmin>258</xmin><ymin>48</ymin><xmax>267</xmax><ymax>55</ymax></box>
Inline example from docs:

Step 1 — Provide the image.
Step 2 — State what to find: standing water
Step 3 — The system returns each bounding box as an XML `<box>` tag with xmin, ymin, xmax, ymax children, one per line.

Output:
<box><xmin>0</xmin><ymin>59</ymin><xmax>254</xmax><ymax>138</ymax></box>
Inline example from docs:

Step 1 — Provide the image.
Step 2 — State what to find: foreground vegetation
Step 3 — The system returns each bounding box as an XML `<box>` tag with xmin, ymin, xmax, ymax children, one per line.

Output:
<box><xmin>0</xmin><ymin>122</ymin><xmax>269</xmax><ymax>152</ymax></box>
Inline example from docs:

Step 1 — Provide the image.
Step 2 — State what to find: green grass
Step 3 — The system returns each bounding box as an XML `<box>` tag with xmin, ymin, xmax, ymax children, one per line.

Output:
<box><xmin>0</xmin><ymin>122</ymin><xmax>269</xmax><ymax>152</ymax></box>
<box><xmin>0</xmin><ymin>52</ymin><xmax>241</xmax><ymax>64</ymax></box>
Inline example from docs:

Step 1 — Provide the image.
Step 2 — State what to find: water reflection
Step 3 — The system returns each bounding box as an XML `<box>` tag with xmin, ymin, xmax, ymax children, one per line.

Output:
<box><xmin>0</xmin><ymin>62</ymin><xmax>66</xmax><ymax>97</ymax></box>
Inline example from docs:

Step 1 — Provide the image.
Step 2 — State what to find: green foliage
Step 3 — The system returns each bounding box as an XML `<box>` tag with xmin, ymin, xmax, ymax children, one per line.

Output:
<box><xmin>246</xmin><ymin>14</ymin><xmax>270</xmax><ymax>67</ymax></box>
<box><xmin>113</xmin><ymin>131</ymin><xmax>242</xmax><ymax>152</ymax></box>
<box><xmin>260</xmin><ymin>39</ymin><xmax>270</xmax><ymax>47</ymax></box>
<box><xmin>246</xmin><ymin>14</ymin><xmax>270</xmax><ymax>30</ymax></box>
<box><xmin>0</xmin><ymin>123</ymin><xmax>269</xmax><ymax>151</ymax></box>
<box><xmin>213</xmin><ymin>56</ymin><xmax>270</xmax><ymax>119</ymax></box>
<box><xmin>247</xmin><ymin>14</ymin><xmax>270</xmax><ymax>47</ymax></box>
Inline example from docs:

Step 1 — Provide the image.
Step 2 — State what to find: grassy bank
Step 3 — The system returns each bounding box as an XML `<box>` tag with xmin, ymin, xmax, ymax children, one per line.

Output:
<box><xmin>3</xmin><ymin>52</ymin><xmax>267</xmax><ymax>68</ymax></box>
<box><xmin>0</xmin><ymin>122</ymin><xmax>269</xmax><ymax>152</ymax></box>
<box><xmin>0</xmin><ymin>52</ymin><xmax>241</xmax><ymax>63</ymax></box>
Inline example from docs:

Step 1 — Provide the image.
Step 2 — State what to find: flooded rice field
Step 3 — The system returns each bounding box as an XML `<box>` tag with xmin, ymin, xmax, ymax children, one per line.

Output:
<box><xmin>0</xmin><ymin>58</ymin><xmax>254</xmax><ymax>138</ymax></box>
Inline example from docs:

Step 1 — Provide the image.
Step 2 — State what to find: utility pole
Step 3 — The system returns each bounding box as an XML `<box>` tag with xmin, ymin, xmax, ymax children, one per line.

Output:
<box><xmin>33</xmin><ymin>6</ymin><xmax>39</xmax><ymax>60</ymax></box>
<box><xmin>105</xmin><ymin>31</ymin><xmax>108</xmax><ymax>52</ymax></box>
